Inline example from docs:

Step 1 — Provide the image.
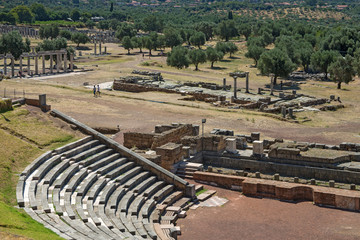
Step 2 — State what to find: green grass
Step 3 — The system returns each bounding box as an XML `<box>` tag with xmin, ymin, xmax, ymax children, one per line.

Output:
<box><xmin>196</xmin><ymin>188</ymin><xmax>208</xmax><ymax>196</ymax></box>
<box><xmin>0</xmin><ymin>106</ymin><xmax>79</xmax><ymax>239</ymax></box>
<box><xmin>35</xmin><ymin>20</ymin><xmax>85</xmax><ymax>27</ymax></box>
<box><xmin>0</xmin><ymin>202</ymin><xmax>63</xmax><ymax>240</ymax></box>
<box><xmin>0</xmin><ymin>108</ymin><xmax>75</xmax><ymax>147</ymax></box>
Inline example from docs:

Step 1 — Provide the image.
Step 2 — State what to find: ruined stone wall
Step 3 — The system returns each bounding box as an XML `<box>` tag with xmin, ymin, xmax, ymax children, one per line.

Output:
<box><xmin>193</xmin><ymin>172</ymin><xmax>245</xmax><ymax>190</ymax></box>
<box><xmin>113</xmin><ymin>81</ymin><xmax>177</xmax><ymax>93</ymax></box>
<box><xmin>123</xmin><ymin>132</ymin><xmax>155</xmax><ymax>149</ymax></box>
<box><xmin>156</xmin><ymin>142</ymin><xmax>183</xmax><ymax>170</ymax></box>
<box><xmin>203</xmin><ymin>154</ymin><xmax>360</xmax><ymax>184</ymax></box>
<box><xmin>181</xmin><ymin>134</ymin><xmax>226</xmax><ymax>153</ymax></box>
<box><xmin>152</xmin><ymin>124</ymin><xmax>198</xmax><ymax>149</ymax></box>
<box><xmin>194</xmin><ymin>171</ymin><xmax>360</xmax><ymax>212</ymax></box>
<box><xmin>268</xmin><ymin>147</ymin><xmax>351</xmax><ymax>164</ymax></box>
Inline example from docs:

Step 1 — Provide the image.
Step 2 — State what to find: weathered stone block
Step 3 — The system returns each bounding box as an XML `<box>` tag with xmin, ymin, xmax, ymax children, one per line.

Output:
<box><xmin>225</xmin><ymin>138</ymin><xmax>237</xmax><ymax>154</ymax></box>
<box><xmin>253</xmin><ymin>141</ymin><xmax>264</xmax><ymax>155</ymax></box>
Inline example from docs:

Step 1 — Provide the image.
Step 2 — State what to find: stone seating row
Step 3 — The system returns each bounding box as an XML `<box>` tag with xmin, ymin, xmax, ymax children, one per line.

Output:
<box><xmin>18</xmin><ymin>136</ymin><xmax>188</xmax><ymax>240</ymax></box>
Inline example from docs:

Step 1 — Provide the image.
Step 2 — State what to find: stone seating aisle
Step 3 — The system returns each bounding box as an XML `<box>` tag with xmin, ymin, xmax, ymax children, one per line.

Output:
<box><xmin>17</xmin><ymin>136</ymin><xmax>191</xmax><ymax>240</ymax></box>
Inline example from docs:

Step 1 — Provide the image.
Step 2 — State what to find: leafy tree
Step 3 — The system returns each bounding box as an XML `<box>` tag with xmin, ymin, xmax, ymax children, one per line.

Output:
<box><xmin>238</xmin><ymin>24</ymin><xmax>252</xmax><ymax>41</ymax></box>
<box><xmin>228</xmin><ymin>11</ymin><xmax>233</xmax><ymax>20</ymax></box>
<box><xmin>71</xmin><ymin>9</ymin><xmax>81</xmax><ymax>21</ymax></box>
<box><xmin>298</xmin><ymin>41</ymin><xmax>314</xmax><ymax>72</ymax></box>
<box><xmin>189</xmin><ymin>32</ymin><xmax>206</xmax><ymax>49</ymax></box>
<box><xmin>10</xmin><ymin>6</ymin><xmax>34</xmax><ymax>23</ymax></box>
<box><xmin>245</xmin><ymin>45</ymin><xmax>265</xmax><ymax>67</ymax></box>
<box><xmin>247</xmin><ymin>36</ymin><xmax>266</xmax><ymax>48</ymax></box>
<box><xmin>258</xmin><ymin>48</ymin><xmax>297</xmax><ymax>85</ymax></box>
<box><xmin>311</xmin><ymin>50</ymin><xmax>339</xmax><ymax>79</ymax></box>
<box><xmin>215</xmin><ymin>42</ymin><xmax>228</xmax><ymax>55</ymax></box>
<box><xmin>0</xmin><ymin>12</ymin><xmax>16</xmax><ymax>25</ymax></box>
<box><xmin>275</xmin><ymin>35</ymin><xmax>301</xmax><ymax>65</ymax></box>
<box><xmin>157</xmin><ymin>35</ymin><xmax>166</xmax><ymax>50</ymax></box>
<box><xmin>122</xmin><ymin>36</ymin><xmax>133</xmax><ymax>54</ymax></box>
<box><xmin>354</xmin><ymin>49</ymin><xmax>360</xmax><ymax>75</ymax></box>
<box><xmin>142</xmin><ymin>15</ymin><xmax>163</xmax><ymax>33</ymax></box>
<box><xmin>0</xmin><ymin>31</ymin><xmax>30</xmax><ymax>59</ymax></box>
<box><xmin>164</xmin><ymin>28</ymin><xmax>183</xmax><ymax>49</ymax></box>
<box><xmin>195</xmin><ymin>22</ymin><xmax>215</xmax><ymax>41</ymax></box>
<box><xmin>143</xmin><ymin>37</ymin><xmax>155</xmax><ymax>56</ymax></box>
<box><xmin>30</xmin><ymin>3</ymin><xmax>49</xmax><ymax>21</ymax></box>
<box><xmin>131</xmin><ymin>37</ymin><xmax>142</xmax><ymax>52</ymax></box>
<box><xmin>37</xmin><ymin>37</ymin><xmax>74</xmax><ymax>61</ymax></box>
<box><xmin>110</xmin><ymin>2</ymin><xmax>114</xmax><ymax>12</ymax></box>
<box><xmin>167</xmin><ymin>46</ymin><xmax>189</xmax><ymax>69</ymax></box>
<box><xmin>39</xmin><ymin>24</ymin><xmax>60</xmax><ymax>39</ymax></box>
<box><xmin>149</xmin><ymin>32</ymin><xmax>160</xmax><ymax>51</ymax></box>
<box><xmin>60</xmin><ymin>30</ymin><xmax>72</xmax><ymax>40</ymax></box>
<box><xmin>71</xmin><ymin>32</ymin><xmax>90</xmax><ymax>47</ymax></box>
<box><xmin>206</xmin><ymin>47</ymin><xmax>224</xmax><ymax>68</ymax></box>
<box><xmin>329</xmin><ymin>55</ymin><xmax>355</xmax><ymax>89</ymax></box>
<box><xmin>227</xmin><ymin>42</ymin><xmax>238</xmax><ymax>57</ymax></box>
<box><xmin>115</xmin><ymin>23</ymin><xmax>136</xmax><ymax>41</ymax></box>
<box><xmin>216</xmin><ymin>20</ymin><xmax>238</xmax><ymax>41</ymax></box>
<box><xmin>188</xmin><ymin>49</ymin><xmax>207</xmax><ymax>71</ymax></box>
<box><xmin>85</xmin><ymin>20</ymin><xmax>96</xmax><ymax>29</ymax></box>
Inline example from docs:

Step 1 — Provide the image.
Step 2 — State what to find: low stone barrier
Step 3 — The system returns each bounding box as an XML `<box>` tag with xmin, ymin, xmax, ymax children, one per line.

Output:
<box><xmin>193</xmin><ymin>171</ymin><xmax>360</xmax><ymax>211</ymax></box>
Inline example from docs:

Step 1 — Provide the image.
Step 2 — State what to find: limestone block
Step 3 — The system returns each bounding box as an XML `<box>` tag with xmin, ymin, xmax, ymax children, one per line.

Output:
<box><xmin>225</xmin><ymin>138</ymin><xmax>237</xmax><ymax>154</ymax></box>
<box><xmin>251</xmin><ymin>132</ymin><xmax>260</xmax><ymax>141</ymax></box>
<box><xmin>253</xmin><ymin>141</ymin><xmax>264</xmax><ymax>155</ymax></box>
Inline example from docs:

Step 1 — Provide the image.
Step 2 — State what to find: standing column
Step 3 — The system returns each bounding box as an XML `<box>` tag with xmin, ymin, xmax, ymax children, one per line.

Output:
<box><xmin>64</xmin><ymin>53</ymin><xmax>67</xmax><ymax>72</ymax></box>
<box><xmin>19</xmin><ymin>56</ymin><xmax>23</xmax><ymax>77</ymax></box>
<box><xmin>56</xmin><ymin>53</ymin><xmax>60</xmax><ymax>73</ymax></box>
<box><xmin>94</xmin><ymin>42</ymin><xmax>97</xmax><ymax>55</ymax></box>
<box><xmin>35</xmin><ymin>55</ymin><xmax>38</xmax><ymax>75</ymax></box>
<box><xmin>270</xmin><ymin>74</ymin><xmax>274</xmax><ymax>96</ymax></box>
<box><xmin>27</xmin><ymin>56</ymin><xmax>31</xmax><ymax>76</ymax></box>
<box><xmin>42</xmin><ymin>55</ymin><xmax>45</xmax><ymax>74</ymax></box>
<box><xmin>245</xmin><ymin>72</ymin><xmax>249</xmax><ymax>93</ymax></box>
<box><xmin>11</xmin><ymin>57</ymin><xmax>14</xmax><ymax>77</ymax></box>
<box><xmin>104</xmin><ymin>46</ymin><xmax>107</xmax><ymax>54</ymax></box>
<box><xmin>233</xmin><ymin>77</ymin><xmax>237</xmax><ymax>99</ymax></box>
<box><xmin>223</xmin><ymin>78</ymin><xmax>226</xmax><ymax>90</ymax></box>
<box><xmin>70</xmin><ymin>54</ymin><xmax>74</xmax><ymax>71</ymax></box>
<box><xmin>99</xmin><ymin>40</ymin><xmax>102</xmax><ymax>55</ymax></box>
<box><xmin>50</xmin><ymin>54</ymin><xmax>53</xmax><ymax>74</ymax></box>
<box><xmin>4</xmin><ymin>57</ymin><xmax>7</xmax><ymax>75</ymax></box>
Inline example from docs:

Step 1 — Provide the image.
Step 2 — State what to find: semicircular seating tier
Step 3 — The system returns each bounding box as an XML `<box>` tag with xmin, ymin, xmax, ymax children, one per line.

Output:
<box><xmin>17</xmin><ymin>133</ymin><xmax>193</xmax><ymax>240</ymax></box>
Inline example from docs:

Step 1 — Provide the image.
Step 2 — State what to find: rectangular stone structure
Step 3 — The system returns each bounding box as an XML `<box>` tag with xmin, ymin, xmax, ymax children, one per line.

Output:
<box><xmin>253</xmin><ymin>141</ymin><xmax>264</xmax><ymax>155</ymax></box>
<box><xmin>226</xmin><ymin>138</ymin><xmax>237</xmax><ymax>154</ymax></box>
<box><xmin>39</xmin><ymin>94</ymin><xmax>46</xmax><ymax>106</ymax></box>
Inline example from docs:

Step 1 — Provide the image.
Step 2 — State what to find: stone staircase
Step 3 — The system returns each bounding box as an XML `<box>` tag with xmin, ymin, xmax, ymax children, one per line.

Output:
<box><xmin>17</xmin><ymin>136</ymin><xmax>192</xmax><ymax>240</ymax></box>
<box><xmin>175</xmin><ymin>162</ymin><xmax>203</xmax><ymax>179</ymax></box>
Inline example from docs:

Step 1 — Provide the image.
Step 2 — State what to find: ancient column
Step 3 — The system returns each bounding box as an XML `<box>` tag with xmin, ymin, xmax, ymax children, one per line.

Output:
<box><xmin>94</xmin><ymin>42</ymin><xmax>97</xmax><ymax>55</ymax></box>
<box><xmin>70</xmin><ymin>53</ymin><xmax>74</xmax><ymax>71</ymax></box>
<box><xmin>42</xmin><ymin>55</ymin><xmax>45</xmax><ymax>74</ymax></box>
<box><xmin>27</xmin><ymin>55</ymin><xmax>31</xmax><ymax>76</ymax></box>
<box><xmin>50</xmin><ymin>54</ymin><xmax>53</xmax><ymax>74</ymax></box>
<box><xmin>11</xmin><ymin>56</ymin><xmax>14</xmax><ymax>77</ymax></box>
<box><xmin>35</xmin><ymin>55</ymin><xmax>38</xmax><ymax>75</ymax></box>
<box><xmin>56</xmin><ymin>53</ymin><xmax>60</xmax><ymax>73</ymax></box>
<box><xmin>3</xmin><ymin>57</ymin><xmax>7</xmax><ymax>75</ymax></box>
<box><xmin>245</xmin><ymin>72</ymin><xmax>249</xmax><ymax>93</ymax></box>
<box><xmin>270</xmin><ymin>74</ymin><xmax>274</xmax><ymax>96</ymax></box>
<box><xmin>233</xmin><ymin>76</ymin><xmax>237</xmax><ymax>99</ymax></box>
<box><xmin>223</xmin><ymin>78</ymin><xmax>226</xmax><ymax>90</ymax></box>
<box><xmin>19</xmin><ymin>56</ymin><xmax>23</xmax><ymax>77</ymax></box>
<box><xmin>64</xmin><ymin>52</ymin><xmax>67</xmax><ymax>72</ymax></box>
<box><xmin>104</xmin><ymin>46</ymin><xmax>107</xmax><ymax>54</ymax></box>
<box><xmin>99</xmin><ymin>40</ymin><xmax>102</xmax><ymax>55</ymax></box>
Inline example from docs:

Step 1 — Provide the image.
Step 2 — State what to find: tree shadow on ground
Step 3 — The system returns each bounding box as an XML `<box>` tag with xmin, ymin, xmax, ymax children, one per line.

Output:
<box><xmin>76</xmin><ymin>46</ymin><xmax>91</xmax><ymax>50</ymax></box>
<box><xmin>210</xmin><ymin>66</ymin><xmax>227</xmax><ymax>70</ymax></box>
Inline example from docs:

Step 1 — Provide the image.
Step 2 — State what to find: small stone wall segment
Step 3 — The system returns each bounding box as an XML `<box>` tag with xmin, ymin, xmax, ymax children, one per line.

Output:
<box><xmin>50</xmin><ymin>109</ymin><xmax>195</xmax><ymax>198</ymax></box>
<box><xmin>193</xmin><ymin>172</ymin><xmax>245</xmax><ymax>190</ymax></box>
<box><xmin>156</xmin><ymin>142</ymin><xmax>183</xmax><ymax>170</ymax></box>
<box><xmin>124</xmin><ymin>124</ymin><xmax>199</xmax><ymax>150</ymax></box>
<box><xmin>194</xmin><ymin>172</ymin><xmax>360</xmax><ymax>211</ymax></box>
